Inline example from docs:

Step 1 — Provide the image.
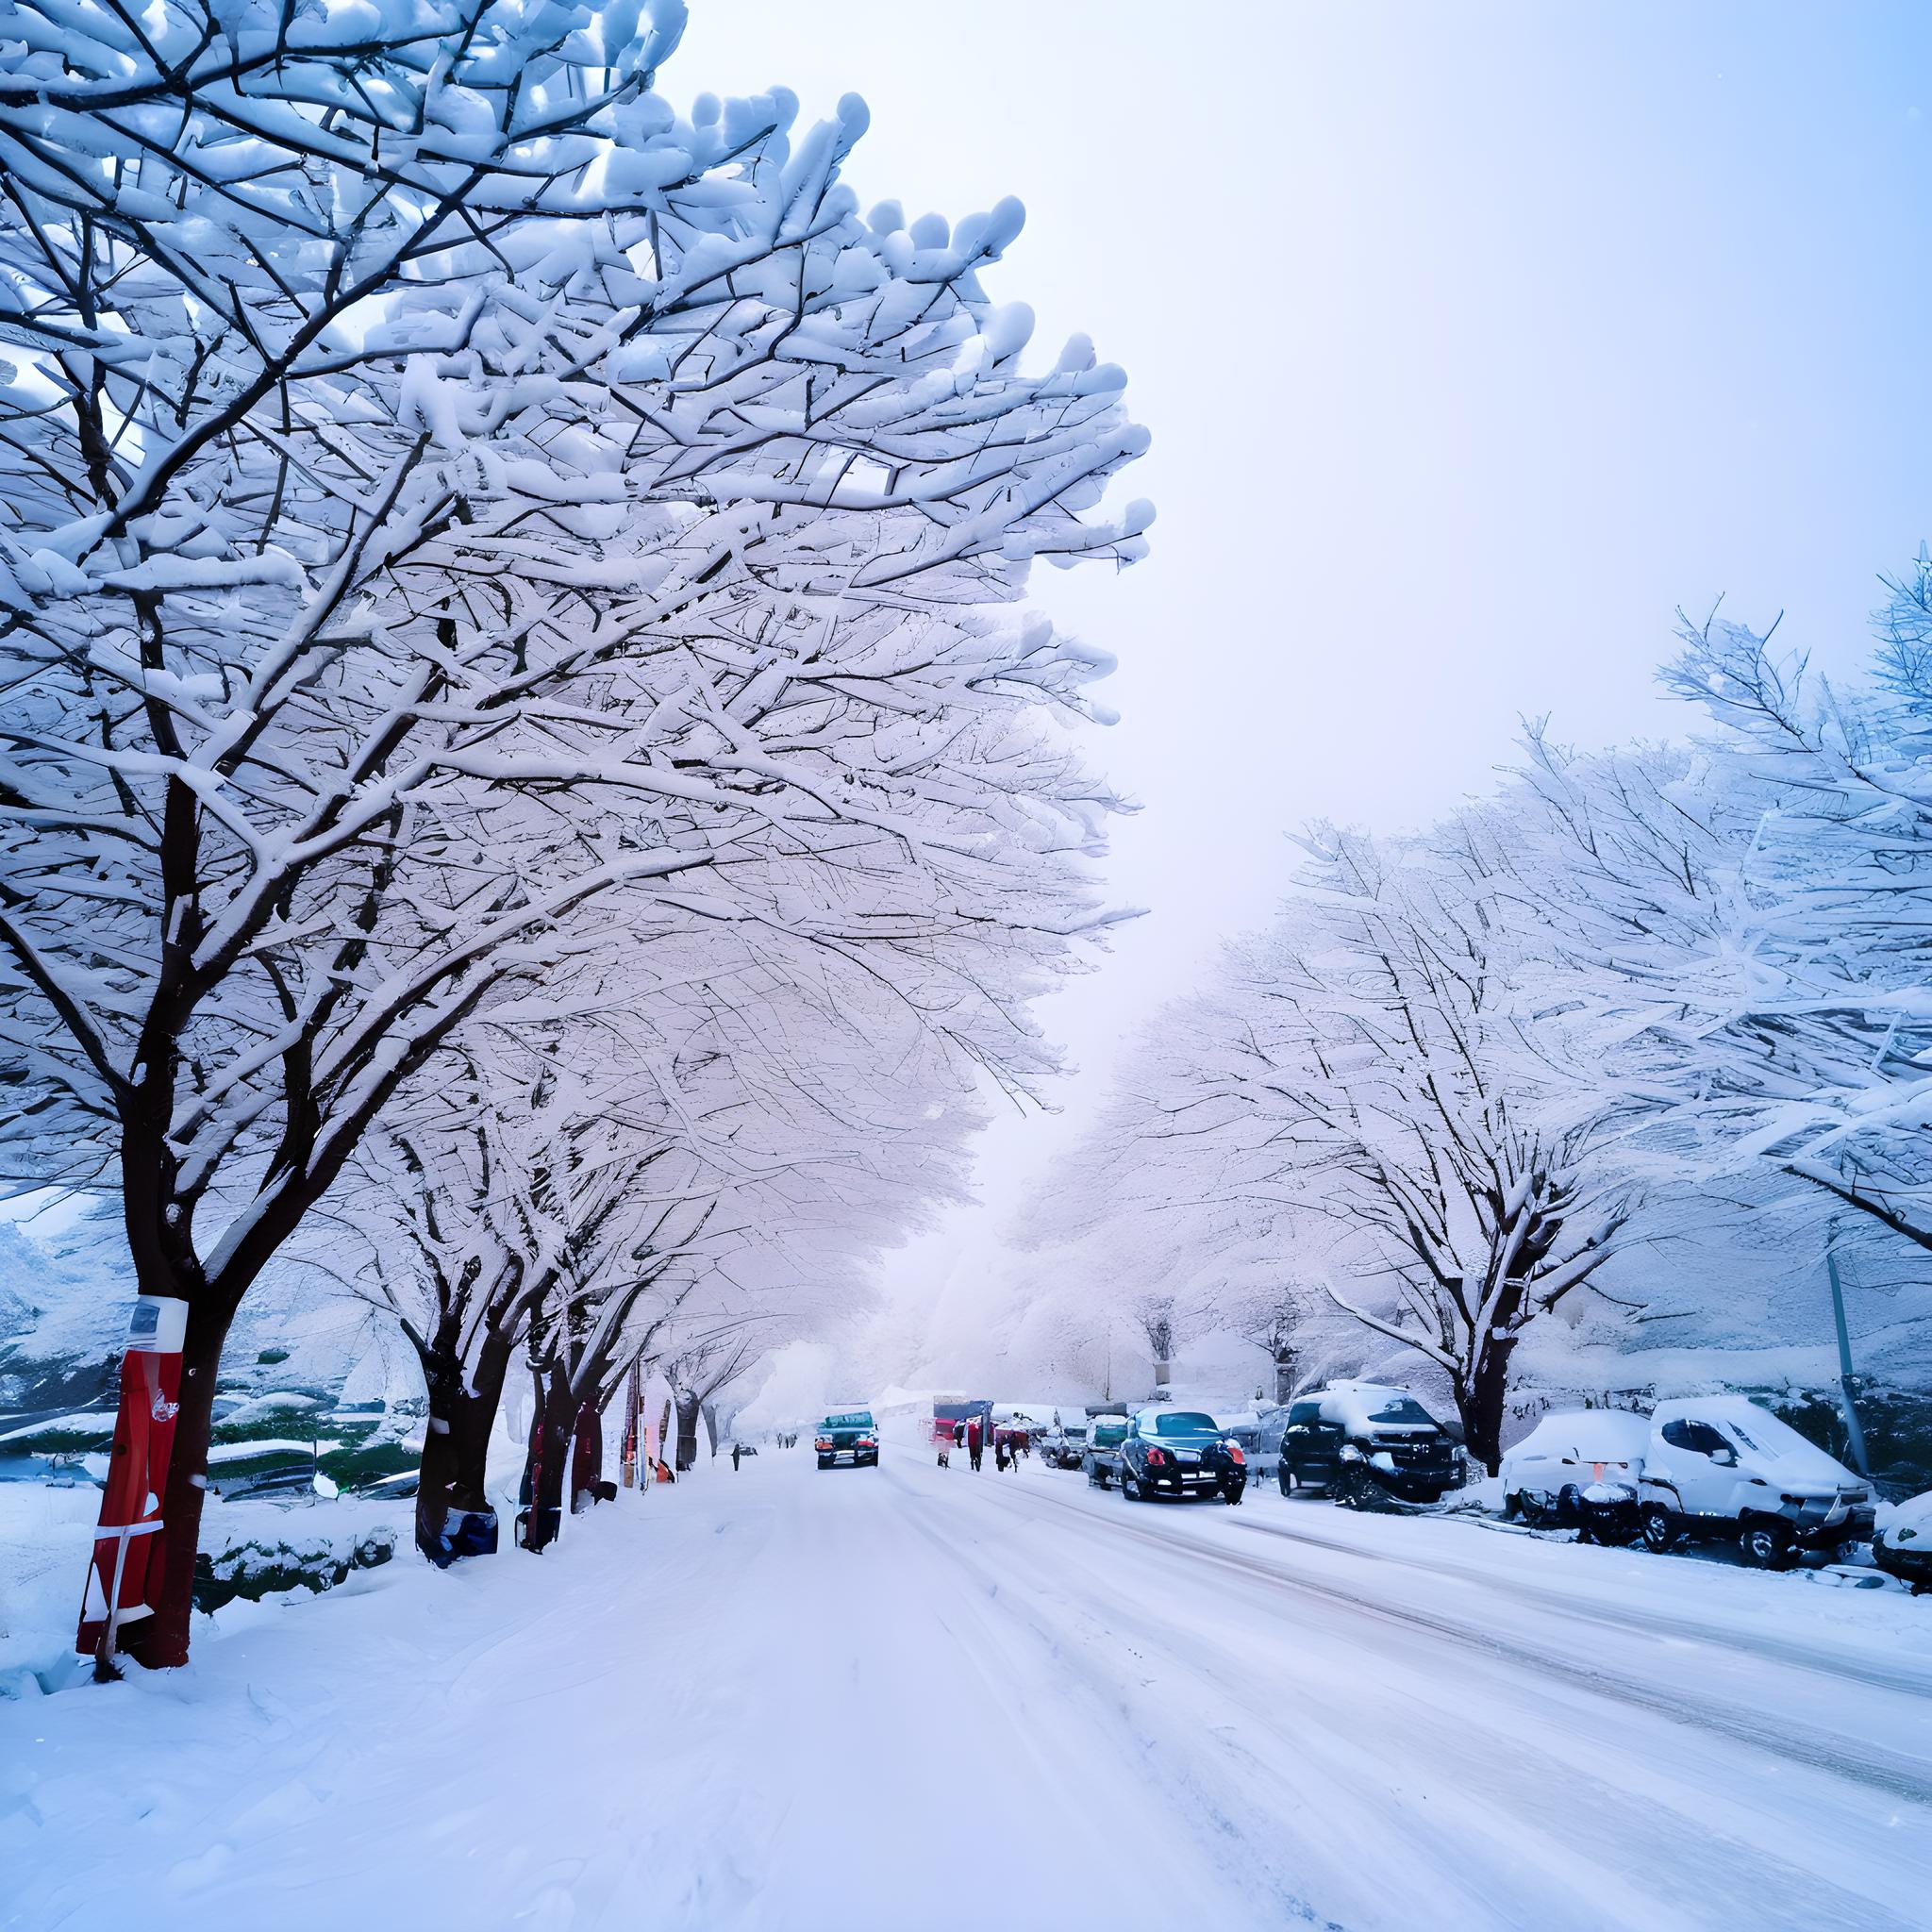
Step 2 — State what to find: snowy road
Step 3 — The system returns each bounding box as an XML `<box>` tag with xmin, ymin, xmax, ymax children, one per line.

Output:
<box><xmin>6</xmin><ymin>1445</ymin><xmax>1932</xmax><ymax>1931</ymax></box>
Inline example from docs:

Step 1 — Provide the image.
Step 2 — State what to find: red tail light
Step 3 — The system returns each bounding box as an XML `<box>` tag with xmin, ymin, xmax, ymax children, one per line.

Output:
<box><xmin>1145</xmin><ymin>1447</ymin><xmax>1170</xmax><ymax>1468</ymax></box>
<box><xmin>1227</xmin><ymin>1443</ymin><xmax>1245</xmax><ymax>1464</ymax></box>
<box><xmin>814</xmin><ymin>1437</ymin><xmax>832</xmax><ymax>1452</ymax></box>
<box><xmin>857</xmin><ymin>1437</ymin><xmax>876</xmax><ymax>1450</ymax></box>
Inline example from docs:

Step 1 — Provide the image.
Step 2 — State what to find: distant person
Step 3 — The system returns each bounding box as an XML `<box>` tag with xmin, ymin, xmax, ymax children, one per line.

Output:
<box><xmin>732</xmin><ymin>1442</ymin><xmax>742</xmax><ymax>1472</ymax></box>
<box><xmin>936</xmin><ymin>1424</ymin><xmax>950</xmax><ymax>1469</ymax></box>
<box><xmin>966</xmin><ymin>1417</ymin><xmax>984</xmax><ymax>1472</ymax></box>
<box><xmin>994</xmin><ymin>1438</ymin><xmax>1009</xmax><ymax>1473</ymax></box>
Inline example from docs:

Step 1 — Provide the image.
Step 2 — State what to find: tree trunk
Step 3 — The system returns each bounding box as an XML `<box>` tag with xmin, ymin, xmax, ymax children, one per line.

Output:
<box><xmin>571</xmin><ymin>1400</ymin><xmax>604</xmax><ymax>1511</ymax></box>
<box><xmin>519</xmin><ymin>1367</ymin><xmax>577</xmax><ymax>1553</ymax></box>
<box><xmin>414</xmin><ymin>1324</ymin><xmax>511</xmax><ymax>1565</ymax></box>
<box><xmin>675</xmin><ymin>1391</ymin><xmax>701</xmax><ymax>1472</ymax></box>
<box><xmin>118</xmin><ymin>1290</ymin><xmax>234</xmax><ymax>1671</ymax></box>
<box><xmin>701</xmin><ymin>1401</ymin><xmax>719</xmax><ymax>1457</ymax></box>
<box><xmin>1463</xmin><ymin>1330</ymin><xmax>1518</xmax><ymax>1477</ymax></box>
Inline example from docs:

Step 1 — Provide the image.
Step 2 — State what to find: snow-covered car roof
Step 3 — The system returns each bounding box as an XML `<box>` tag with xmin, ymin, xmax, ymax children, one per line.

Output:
<box><xmin>1312</xmin><ymin>1383</ymin><xmax>1443</xmax><ymax>1434</ymax></box>
<box><xmin>1650</xmin><ymin>1396</ymin><xmax>1858</xmax><ymax>1485</ymax></box>
<box><xmin>1504</xmin><ymin>1409</ymin><xmax>1651</xmax><ymax>1467</ymax></box>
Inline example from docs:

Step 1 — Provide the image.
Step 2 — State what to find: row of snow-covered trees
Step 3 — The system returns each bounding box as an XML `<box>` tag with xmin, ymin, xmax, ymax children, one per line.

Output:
<box><xmin>1023</xmin><ymin>583</ymin><xmax>1932</xmax><ymax>1471</ymax></box>
<box><xmin>0</xmin><ymin>0</ymin><xmax>1146</xmax><ymax>1664</ymax></box>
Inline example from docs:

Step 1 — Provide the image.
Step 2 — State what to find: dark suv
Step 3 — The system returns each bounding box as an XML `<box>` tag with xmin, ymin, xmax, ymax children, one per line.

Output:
<box><xmin>1117</xmin><ymin>1408</ymin><xmax>1243</xmax><ymax>1502</ymax></box>
<box><xmin>814</xmin><ymin>1409</ymin><xmax>879</xmax><ymax>1470</ymax></box>
<box><xmin>1278</xmin><ymin>1383</ymin><xmax>1459</xmax><ymax>1506</ymax></box>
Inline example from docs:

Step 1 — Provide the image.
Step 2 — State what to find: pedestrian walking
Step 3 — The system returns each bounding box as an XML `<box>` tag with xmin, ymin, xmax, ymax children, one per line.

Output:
<box><xmin>994</xmin><ymin>1438</ymin><xmax>1009</xmax><ymax>1473</ymax></box>
<box><xmin>731</xmin><ymin>1441</ymin><xmax>742</xmax><ymax>1472</ymax></box>
<box><xmin>966</xmin><ymin>1417</ymin><xmax>984</xmax><ymax>1472</ymax></box>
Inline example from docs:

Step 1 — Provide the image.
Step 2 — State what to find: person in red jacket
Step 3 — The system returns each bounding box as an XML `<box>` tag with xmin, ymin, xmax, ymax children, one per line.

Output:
<box><xmin>966</xmin><ymin>1417</ymin><xmax>984</xmax><ymax>1472</ymax></box>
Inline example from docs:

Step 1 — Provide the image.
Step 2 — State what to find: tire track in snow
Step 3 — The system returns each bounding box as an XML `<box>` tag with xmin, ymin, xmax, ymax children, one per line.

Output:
<box><xmin>1227</xmin><ymin>1510</ymin><xmax>1932</xmax><ymax>1699</ymax></box>
<box><xmin>998</xmin><ymin>1474</ymin><xmax>1932</xmax><ymax>1811</ymax></box>
<box><xmin>887</xmin><ymin>1459</ymin><xmax>1923</xmax><ymax>1931</ymax></box>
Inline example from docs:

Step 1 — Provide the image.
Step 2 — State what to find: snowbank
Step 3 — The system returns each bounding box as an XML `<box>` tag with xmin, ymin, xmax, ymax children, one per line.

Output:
<box><xmin>0</xmin><ymin>1483</ymin><xmax>408</xmax><ymax>1698</ymax></box>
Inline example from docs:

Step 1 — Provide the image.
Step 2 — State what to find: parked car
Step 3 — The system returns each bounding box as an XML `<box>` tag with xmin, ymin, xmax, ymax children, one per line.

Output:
<box><xmin>1637</xmin><ymin>1395</ymin><xmax>1874</xmax><ymax>1568</ymax></box>
<box><xmin>1277</xmin><ymin>1382</ymin><xmax>1461</xmax><ymax>1506</ymax></box>
<box><xmin>1874</xmin><ymin>1491</ymin><xmax>1932</xmax><ymax>1594</ymax></box>
<box><xmin>814</xmin><ymin>1409</ymin><xmax>879</xmax><ymax>1470</ymax></box>
<box><xmin>1115</xmin><ymin>1407</ymin><xmax>1243</xmax><ymax>1502</ymax></box>
<box><xmin>1040</xmin><ymin>1419</ymin><xmax>1089</xmax><ymax>1469</ymax></box>
<box><xmin>1503</xmin><ymin>1408</ymin><xmax>1652</xmax><ymax>1529</ymax></box>
<box><xmin>1082</xmin><ymin>1410</ymin><xmax>1130</xmax><ymax>1488</ymax></box>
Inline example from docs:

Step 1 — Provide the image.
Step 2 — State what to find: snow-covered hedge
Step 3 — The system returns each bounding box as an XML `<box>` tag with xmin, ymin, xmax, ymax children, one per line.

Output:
<box><xmin>192</xmin><ymin>1520</ymin><xmax>397</xmax><ymax>1612</ymax></box>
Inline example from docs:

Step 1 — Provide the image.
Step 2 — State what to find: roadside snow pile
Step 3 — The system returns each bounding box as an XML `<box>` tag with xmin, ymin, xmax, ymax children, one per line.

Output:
<box><xmin>1</xmin><ymin>1485</ymin><xmax>408</xmax><ymax>1698</ymax></box>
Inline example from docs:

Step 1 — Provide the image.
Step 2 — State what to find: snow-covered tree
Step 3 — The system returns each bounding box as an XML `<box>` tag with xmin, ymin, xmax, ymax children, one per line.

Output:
<box><xmin>1031</xmin><ymin>825</ymin><xmax>1635</xmax><ymax>1470</ymax></box>
<box><xmin>1482</xmin><ymin>589</ymin><xmax>1932</xmax><ymax>1263</ymax></box>
<box><xmin>0</xmin><ymin>0</ymin><xmax>1147</xmax><ymax>1663</ymax></box>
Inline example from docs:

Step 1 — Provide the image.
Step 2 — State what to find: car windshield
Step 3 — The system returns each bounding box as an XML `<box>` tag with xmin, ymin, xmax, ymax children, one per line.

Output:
<box><xmin>1154</xmin><ymin>1412</ymin><xmax>1221</xmax><ymax>1437</ymax></box>
<box><xmin>1367</xmin><ymin>1396</ymin><xmax>1434</xmax><ymax>1426</ymax></box>
<box><xmin>824</xmin><ymin>1413</ymin><xmax>873</xmax><ymax>1429</ymax></box>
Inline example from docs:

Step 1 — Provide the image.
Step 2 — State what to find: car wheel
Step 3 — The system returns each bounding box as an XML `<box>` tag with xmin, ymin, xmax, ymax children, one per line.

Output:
<box><xmin>1516</xmin><ymin>1491</ymin><xmax>1545</xmax><ymax>1528</ymax></box>
<box><xmin>817</xmin><ymin>1457</ymin><xmax>833</xmax><ymax>1471</ymax></box>
<box><xmin>1120</xmin><ymin>1465</ymin><xmax>1141</xmax><ymax>1501</ymax></box>
<box><xmin>1738</xmin><ymin>1520</ymin><xmax>1797</xmax><ymax>1571</ymax></box>
<box><xmin>1336</xmin><ymin>1463</ymin><xmax>1374</xmax><ymax>1510</ymax></box>
<box><xmin>1277</xmin><ymin>1462</ymin><xmax>1293</xmax><ymax>1498</ymax></box>
<box><xmin>1640</xmin><ymin>1503</ymin><xmax>1682</xmax><ymax>1553</ymax></box>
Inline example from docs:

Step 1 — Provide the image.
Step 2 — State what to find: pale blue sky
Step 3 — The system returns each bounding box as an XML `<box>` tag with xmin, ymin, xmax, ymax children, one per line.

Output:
<box><xmin>675</xmin><ymin>1</ymin><xmax>1932</xmax><ymax>1320</ymax></box>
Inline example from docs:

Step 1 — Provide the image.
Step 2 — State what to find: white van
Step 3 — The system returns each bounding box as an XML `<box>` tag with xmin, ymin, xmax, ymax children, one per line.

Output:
<box><xmin>1638</xmin><ymin>1395</ymin><xmax>1874</xmax><ymax>1568</ymax></box>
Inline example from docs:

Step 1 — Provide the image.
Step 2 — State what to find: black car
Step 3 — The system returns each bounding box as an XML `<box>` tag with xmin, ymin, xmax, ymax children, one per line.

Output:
<box><xmin>1278</xmin><ymin>1383</ymin><xmax>1459</xmax><ymax>1506</ymax></box>
<box><xmin>1082</xmin><ymin>1411</ymin><xmax>1130</xmax><ymax>1488</ymax></box>
<box><xmin>1116</xmin><ymin>1407</ymin><xmax>1244</xmax><ymax>1502</ymax></box>
<box><xmin>814</xmin><ymin>1409</ymin><xmax>879</xmax><ymax>1469</ymax></box>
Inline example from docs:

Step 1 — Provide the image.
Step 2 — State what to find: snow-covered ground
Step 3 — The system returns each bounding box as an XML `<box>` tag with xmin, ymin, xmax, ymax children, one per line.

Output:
<box><xmin>5</xmin><ymin>1441</ymin><xmax>1931</xmax><ymax>1930</ymax></box>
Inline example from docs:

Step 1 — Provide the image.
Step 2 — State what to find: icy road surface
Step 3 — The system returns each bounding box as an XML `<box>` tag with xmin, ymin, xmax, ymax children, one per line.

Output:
<box><xmin>6</xmin><ymin>1447</ymin><xmax>1932</xmax><ymax>1931</ymax></box>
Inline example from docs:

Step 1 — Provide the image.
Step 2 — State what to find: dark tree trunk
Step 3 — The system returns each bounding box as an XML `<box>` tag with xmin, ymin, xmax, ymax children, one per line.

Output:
<box><xmin>118</xmin><ymin>1290</ymin><xmax>234</xmax><ymax>1671</ymax></box>
<box><xmin>519</xmin><ymin>1367</ymin><xmax>577</xmax><ymax>1553</ymax></box>
<box><xmin>1273</xmin><ymin>1347</ymin><xmax>1295</xmax><ymax>1407</ymax></box>
<box><xmin>701</xmin><ymin>1401</ymin><xmax>719</xmax><ymax>1457</ymax></box>
<box><xmin>571</xmin><ymin>1400</ymin><xmax>603</xmax><ymax>1511</ymax></box>
<box><xmin>675</xmin><ymin>1391</ymin><xmax>700</xmax><ymax>1472</ymax></box>
<box><xmin>414</xmin><ymin>1324</ymin><xmax>512</xmax><ymax>1565</ymax></box>
<box><xmin>1463</xmin><ymin>1331</ymin><xmax>1518</xmax><ymax>1477</ymax></box>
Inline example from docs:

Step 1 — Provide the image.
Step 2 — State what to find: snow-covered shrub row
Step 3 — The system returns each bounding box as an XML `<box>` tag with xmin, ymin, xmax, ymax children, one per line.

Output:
<box><xmin>192</xmin><ymin>1524</ymin><xmax>397</xmax><ymax>1613</ymax></box>
<box><xmin>0</xmin><ymin>0</ymin><xmax>1146</xmax><ymax>1660</ymax></box>
<box><xmin>1016</xmin><ymin>589</ymin><xmax>1932</xmax><ymax>1479</ymax></box>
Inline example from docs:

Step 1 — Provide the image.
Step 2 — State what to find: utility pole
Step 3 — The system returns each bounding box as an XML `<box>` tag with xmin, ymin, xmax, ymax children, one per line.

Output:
<box><xmin>1825</xmin><ymin>1247</ymin><xmax>1872</xmax><ymax>1480</ymax></box>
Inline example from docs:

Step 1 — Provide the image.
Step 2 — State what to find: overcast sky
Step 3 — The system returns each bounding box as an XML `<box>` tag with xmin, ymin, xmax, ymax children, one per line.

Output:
<box><xmin>674</xmin><ymin>0</ymin><xmax>1932</xmax><ymax>1344</ymax></box>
